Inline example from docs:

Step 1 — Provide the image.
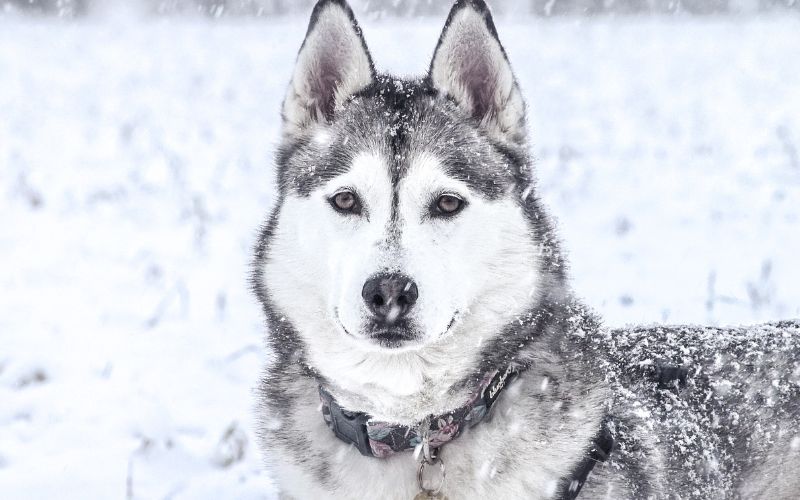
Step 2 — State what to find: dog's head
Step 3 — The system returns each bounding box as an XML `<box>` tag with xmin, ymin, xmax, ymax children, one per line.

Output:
<box><xmin>258</xmin><ymin>0</ymin><xmax>556</xmax><ymax>378</ymax></box>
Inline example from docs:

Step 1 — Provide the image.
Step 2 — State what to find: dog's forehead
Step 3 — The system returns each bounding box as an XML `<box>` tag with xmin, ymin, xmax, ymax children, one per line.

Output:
<box><xmin>278</xmin><ymin>77</ymin><xmax>521</xmax><ymax>198</ymax></box>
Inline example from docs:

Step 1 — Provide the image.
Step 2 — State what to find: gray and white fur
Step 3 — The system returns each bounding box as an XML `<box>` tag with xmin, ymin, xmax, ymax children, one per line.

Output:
<box><xmin>251</xmin><ymin>1</ymin><xmax>800</xmax><ymax>498</ymax></box>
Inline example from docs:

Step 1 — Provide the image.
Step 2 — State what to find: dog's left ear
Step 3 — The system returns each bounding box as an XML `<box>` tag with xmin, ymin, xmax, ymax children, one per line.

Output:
<box><xmin>429</xmin><ymin>0</ymin><xmax>526</xmax><ymax>145</ymax></box>
<box><xmin>282</xmin><ymin>0</ymin><xmax>376</xmax><ymax>138</ymax></box>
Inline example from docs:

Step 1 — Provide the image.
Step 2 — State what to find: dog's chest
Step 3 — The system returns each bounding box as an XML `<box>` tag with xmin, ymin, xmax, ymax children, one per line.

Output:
<box><xmin>270</xmin><ymin>373</ymin><xmax>604</xmax><ymax>500</ymax></box>
<box><xmin>274</xmin><ymin>426</ymin><xmax>569</xmax><ymax>500</ymax></box>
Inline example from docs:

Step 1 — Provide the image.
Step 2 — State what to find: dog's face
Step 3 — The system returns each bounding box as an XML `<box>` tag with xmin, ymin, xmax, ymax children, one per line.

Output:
<box><xmin>261</xmin><ymin>1</ymin><xmax>540</xmax><ymax>366</ymax></box>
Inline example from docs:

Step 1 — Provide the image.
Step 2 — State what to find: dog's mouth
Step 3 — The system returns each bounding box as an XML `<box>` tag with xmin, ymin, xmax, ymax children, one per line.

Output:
<box><xmin>334</xmin><ymin>309</ymin><xmax>458</xmax><ymax>350</ymax></box>
<box><xmin>366</xmin><ymin>328</ymin><xmax>415</xmax><ymax>349</ymax></box>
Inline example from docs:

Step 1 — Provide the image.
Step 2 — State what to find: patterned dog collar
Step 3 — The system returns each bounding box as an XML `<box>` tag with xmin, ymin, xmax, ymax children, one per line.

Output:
<box><xmin>318</xmin><ymin>365</ymin><xmax>518</xmax><ymax>458</ymax></box>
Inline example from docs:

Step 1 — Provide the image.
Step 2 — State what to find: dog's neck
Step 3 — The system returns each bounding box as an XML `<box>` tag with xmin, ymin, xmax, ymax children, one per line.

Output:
<box><xmin>311</xmin><ymin>343</ymin><xmax>490</xmax><ymax>424</ymax></box>
<box><xmin>307</xmin><ymin>324</ymin><xmax>559</xmax><ymax>424</ymax></box>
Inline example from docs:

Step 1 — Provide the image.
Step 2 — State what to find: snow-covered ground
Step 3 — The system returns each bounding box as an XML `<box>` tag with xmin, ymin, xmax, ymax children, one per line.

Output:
<box><xmin>1</xmin><ymin>14</ymin><xmax>799</xmax><ymax>499</ymax></box>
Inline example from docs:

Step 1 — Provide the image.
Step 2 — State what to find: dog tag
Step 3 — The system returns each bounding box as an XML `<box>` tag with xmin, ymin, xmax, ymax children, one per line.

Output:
<box><xmin>413</xmin><ymin>492</ymin><xmax>447</xmax><ymax>500</ymax></box>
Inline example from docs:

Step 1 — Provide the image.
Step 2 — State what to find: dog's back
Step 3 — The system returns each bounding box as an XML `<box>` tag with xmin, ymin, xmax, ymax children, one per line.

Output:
<box><xmin>580</xmin><ymin>320</ymin><xmax>800</xmax><ymax>498</ymax></box>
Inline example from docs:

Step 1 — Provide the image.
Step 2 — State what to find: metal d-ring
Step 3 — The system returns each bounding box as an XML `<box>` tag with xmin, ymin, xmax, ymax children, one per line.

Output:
<box><xmin>417</xmin><ymin>450</ymin><xmax>446</xmax><ymax>495</ymax></box>
<box><xmin>416</xmin><ymin>417</ymin><xmax>446</xmax><ymax>496</ymax></box>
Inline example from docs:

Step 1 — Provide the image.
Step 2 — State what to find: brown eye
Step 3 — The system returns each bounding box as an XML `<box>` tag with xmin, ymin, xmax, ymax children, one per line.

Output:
<box><xmin>435</xmin><ymin>194</ymin><xmax>465</xmax><ymax>216</ymax></box>
<box><xmin>330</xmin><ymin>191</ymin><xmax>360</xmax><ymax>214</ymax></box>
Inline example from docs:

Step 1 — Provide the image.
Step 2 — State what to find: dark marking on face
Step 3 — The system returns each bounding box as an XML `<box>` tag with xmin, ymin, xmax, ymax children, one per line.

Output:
<box><xmin>386</xmin><ymin>189</ymin><xmax>402</xmax><ymax>247</ymax></box>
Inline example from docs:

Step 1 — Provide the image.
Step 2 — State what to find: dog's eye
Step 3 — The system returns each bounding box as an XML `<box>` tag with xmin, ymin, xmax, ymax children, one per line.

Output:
<box><xmin>434</xmin><ymin>194</ymin><xmax>465</xmax><ymax>216</ymax></box>
<box><xmin>330</xmin><ymin>190</ymin><xmax>361</xmax><ymax>215</ymax></box>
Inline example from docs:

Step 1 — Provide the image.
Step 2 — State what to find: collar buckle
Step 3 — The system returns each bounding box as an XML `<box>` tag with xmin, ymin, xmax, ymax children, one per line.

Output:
<box><xmin>319</xmin><ymin>386</ymin><xmax>374</xmax><ymax>457</ymax></box>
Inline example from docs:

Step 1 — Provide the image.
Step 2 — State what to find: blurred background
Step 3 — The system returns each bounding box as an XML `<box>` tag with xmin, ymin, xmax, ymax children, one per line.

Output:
<box><xmin>2</xmin><ymin>0</ymin><xmax>800</xmax><ymax>16</ymax></box>
<box><xmin>1</xmin><ymin>1</ymin><xmax>798</xmax><ymax>499</ymax></box>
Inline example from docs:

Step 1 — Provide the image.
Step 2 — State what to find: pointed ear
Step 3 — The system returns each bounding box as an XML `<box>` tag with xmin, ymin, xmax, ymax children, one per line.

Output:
<box><xmin>429</xmin><ymin>0</ymin><xmax>526</xmax><ymax>145</ymax></box>
<box><xmin>282</xmin><ymin>0</ymin><xmax>375</xmax><ymax>138</ymax></box>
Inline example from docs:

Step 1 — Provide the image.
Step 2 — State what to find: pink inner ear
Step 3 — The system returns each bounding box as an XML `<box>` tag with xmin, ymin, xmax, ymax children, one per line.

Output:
<box><xmin>308</xmin><ymin>58</ymin><xmax>341</xmax><ymax>122</ymax></box>
<box><xmin>460</xmin><ymin>55</ymin><xmax>498</xmax><ymax>121</ymax></box>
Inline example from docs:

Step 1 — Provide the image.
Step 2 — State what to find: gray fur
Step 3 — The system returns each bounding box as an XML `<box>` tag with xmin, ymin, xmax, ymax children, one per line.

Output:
<box><xmin>252</xmin><ymin>1</ymin><xmax>800</xmax><ymax>498</ymax></box>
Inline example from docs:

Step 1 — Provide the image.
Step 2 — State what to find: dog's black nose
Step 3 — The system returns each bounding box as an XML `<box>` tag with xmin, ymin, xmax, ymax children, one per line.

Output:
<box><xmin>361</xmin><ymin>274</ymin><xmax>418</xmax><ymax>324</ymax></box>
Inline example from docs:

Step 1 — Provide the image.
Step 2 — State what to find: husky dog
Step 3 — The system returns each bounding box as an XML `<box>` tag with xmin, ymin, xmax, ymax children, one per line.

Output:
<box><xmin>252</xmin><ymin>1</ymin><xmax>800</xmax><ymax>498</ymax></box>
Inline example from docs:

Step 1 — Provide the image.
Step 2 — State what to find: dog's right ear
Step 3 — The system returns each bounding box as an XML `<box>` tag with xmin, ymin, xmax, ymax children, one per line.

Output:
<box><xmin>282</xmin><ymin>0</ymin><xmax>375</xmax><ymax>138</ymax></box>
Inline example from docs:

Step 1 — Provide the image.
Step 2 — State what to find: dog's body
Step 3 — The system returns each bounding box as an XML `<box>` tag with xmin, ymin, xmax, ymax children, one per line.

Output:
<box><xmin>252</xmin><ymin>1</ymin><xmax>800</xmax><ymax>498</ymax></box>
